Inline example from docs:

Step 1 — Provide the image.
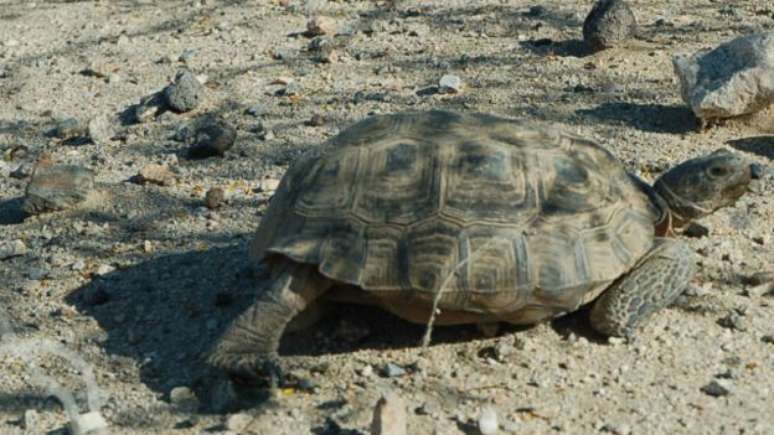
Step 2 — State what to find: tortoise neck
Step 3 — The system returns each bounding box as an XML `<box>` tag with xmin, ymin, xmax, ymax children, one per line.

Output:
<box><xmin>628</xmin><ymin>174</ymin><xmax>675</xmax><ymax>236</ymax></box>
<box><xmin>649</xmin><ymin>184</ymin><xmax>693</xmax><ymax>237</ymax></box>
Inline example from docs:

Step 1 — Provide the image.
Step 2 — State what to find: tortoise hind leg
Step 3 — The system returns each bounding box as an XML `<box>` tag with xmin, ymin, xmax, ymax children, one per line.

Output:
<box><xmin>590</xmin><ymin>238</ymin><xmax>696</xmax><ymax>338</ymax></box>
<box><xmin>208</xmin><ymin>261</ymin><xmax>331</xmax><ymax>382</ymax></box>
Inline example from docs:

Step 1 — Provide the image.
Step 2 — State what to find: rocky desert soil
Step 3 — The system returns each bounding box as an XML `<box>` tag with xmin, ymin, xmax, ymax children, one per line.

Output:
<box><xmin>1</xmin><ymin>1</ymin><xmax>773</xmax><ymax>434</ymax></box>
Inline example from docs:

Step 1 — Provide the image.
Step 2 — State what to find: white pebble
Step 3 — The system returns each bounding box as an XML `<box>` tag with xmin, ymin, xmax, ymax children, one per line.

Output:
<box><xmin>439</xmin><ymin>74</ymin><xmax>463</xmax><ymax>94</ymax></box>
<box><xmin>478</xmin><ymin>405</ymin><xmax>499</xmax><ymax>435</ymax></box>
<box><xmin>69</xmin><ymin>411</ymin><xmax>108</xmax><ymax>435</ymax></box>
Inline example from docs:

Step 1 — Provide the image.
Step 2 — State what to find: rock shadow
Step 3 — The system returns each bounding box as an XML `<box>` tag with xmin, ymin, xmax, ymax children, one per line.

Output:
<box><xmin>727</xmin><ymin>136</ymin><xmax>774</xmax><ymax>159</ymax></box>
<box><xmin>0</xmin><ymin>197</ymin><xmax>26</xmax><ymax>226</ymax></box>
<box><xmin>519</xmin><ymin>38</ymin><xmax>593</xmax><ymax>58</ymax></box>
<box><xmin>577</xmin><ymin>102</ymin><xmax>696</xmax><ymax>134</ymax></box>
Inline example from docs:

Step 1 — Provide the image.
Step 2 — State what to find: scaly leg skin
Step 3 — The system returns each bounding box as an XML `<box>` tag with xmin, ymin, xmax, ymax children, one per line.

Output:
<box><xmin>208</xmin><ymin>261</ymin><xmax>330</xmax><ymax>387</ymax></box>
<box><xmin>590</xmin><ymin>238</ymin><xmax>696</xmax><ymax>338</ymax></box>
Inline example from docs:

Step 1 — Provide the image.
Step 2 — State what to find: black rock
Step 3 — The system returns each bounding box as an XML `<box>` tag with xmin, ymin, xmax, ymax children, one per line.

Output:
<box><xmin>188</xmin><ymin>119</ymin><xmax>237</xmax><ymax>159</ymax></box>
<box><xmin>583</xmin><ymin>0</ymin><xmax>637</xmax><ymax>51</ymax></box>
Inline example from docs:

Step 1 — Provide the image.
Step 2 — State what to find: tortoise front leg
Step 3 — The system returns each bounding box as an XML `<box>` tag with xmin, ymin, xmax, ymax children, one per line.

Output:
<box><xmin>590</xmin><ymin>238</ymin><xmax>696</xmax><ymax>338</ymax></box>
<box><xmin>208</xmin><ymin>262</ymin><xmax>330</xmax><ymax>384</ymax></box>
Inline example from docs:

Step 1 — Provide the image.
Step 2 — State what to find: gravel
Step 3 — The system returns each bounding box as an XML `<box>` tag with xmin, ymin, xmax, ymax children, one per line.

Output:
<box><xmin>0</xmin><ymin>1</ymin><xmax>772</xmax><ymax>434</ymax></box>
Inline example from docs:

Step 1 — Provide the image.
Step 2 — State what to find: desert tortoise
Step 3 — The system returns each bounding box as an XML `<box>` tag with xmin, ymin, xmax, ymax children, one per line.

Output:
<box><xmin>210</xmin><ymin>111</ymin><xmax>759</xmax><ymax>380</ymax></box>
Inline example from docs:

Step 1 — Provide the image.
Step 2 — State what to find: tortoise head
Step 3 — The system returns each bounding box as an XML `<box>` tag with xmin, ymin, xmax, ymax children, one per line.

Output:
<box><xmin>653</xmin><ymin>149</ymin><xmax>761</xmax><ymax>226</ymax></box>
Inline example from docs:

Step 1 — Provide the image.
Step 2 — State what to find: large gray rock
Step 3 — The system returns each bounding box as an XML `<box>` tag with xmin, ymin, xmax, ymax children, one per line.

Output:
<box><xmin>673</xmin><ymin>31</ymin><xmax>774</xmax><ymax>125</ymax></box>
<box><xmin>23</xmin><ymin>161</ymin><xmax>95</xmax><ymax>215</ymax></box>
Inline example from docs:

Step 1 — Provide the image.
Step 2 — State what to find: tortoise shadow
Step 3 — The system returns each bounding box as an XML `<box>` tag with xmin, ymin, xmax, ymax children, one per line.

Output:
<box><xmin>66</xmin><ymin>245</ymin><xmax>254</xmax><ymax>398</ymax></box>
<box><xmin>577</xmin><ymin>102</ymin><xmax>696</xmax><ymax>134</ymax></box>
<box><xmin>549</xmin><ymin>307</ymin><xmax>609</xmax><ymax>344</ymax></box>
<box><xmin>726</xmin><ymin>136</ymin><xmax>774</xmax><ymax>159</ymax></box>
<box><xmin>66</xmin><ymin>244</ymin><xmax>558</xmax><ymax>398</ymax></box>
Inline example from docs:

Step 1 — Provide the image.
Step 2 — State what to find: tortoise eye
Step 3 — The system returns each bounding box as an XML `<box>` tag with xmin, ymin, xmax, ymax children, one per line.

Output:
<box><xmin>708</xmin><ymin>166</ymin><xmax>728</xmax><ymax>177</ymax></box>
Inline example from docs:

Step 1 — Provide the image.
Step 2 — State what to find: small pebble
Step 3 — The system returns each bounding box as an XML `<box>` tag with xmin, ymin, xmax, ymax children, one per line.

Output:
<box><xmin>133</xmin><ymin>164</ymin><xmax>174</xmax><ymax>186</ymax></box>
<box><xmin>245</xmin><ymin>104</ymin><xmax>267</xmax><ymax>117</ymax></box>
<box><xmin>22</xmin><ymin>409</ymin><xmax>38</xmax><ymax>430</ymax></box>
<box><xmin>438</xmin><ymin>74</ymin><xmax>462</xmax><ymax>94</ymax></box>
<box><xmin>273</xmin><ymin>48</ymin><xmax>296</xmax><ymax>60</ymax></box>
<box><xmin>600</xmin><ymin>422</ymin><xmax>631</xmax><ymax>434</ymax></box>
<box><xmin>3</xmin><ymin>145</ymin><xmax>30</xmax><ymax>163</ymax></box>
<box><xmin>683</xmin><ymin>283</ymin><xmax>711</xmax><ymax>297</ymax></box>
<box><xmin>360</xmin><ymin>365</ymin><xmax>374</xmax><ymax>377</ymax></box>
<box><xmin>52</xmin><ymin>118</ymin><xmax>84</xmax><ymax>139</ymax></box>
<box><xmin>164</xmin><ymin>69</ymin><xmax>205</xmax><ymax>113</ymax></box>
<box><xmin>69</xmin><ymin>411</ymin><xmax>108</xmax><ymax>435</ymax></box>
<box><xmin>179</xmin><ymin>48</ymin><xmax>199</xmax><ymax>64</ymax></box>
<box><xmin>382</xmin><ymin>362</ymin><xmax>406</xmax><ymax>377</ymax></box>
<box><xmin>95</xmin><ymin>264</ymin><xmax>115</xmax><ymax>276</ymax></box>
<box><xmin>701</xmin><ymin>379</ymin><xmax>733</xmax><ymax>397</ymax></box>
<box><xmin>282</xmin><ymin>81</ymin><xmax>302</xmax><ymax>97</ymax></box>
<box><xmin>748</xmin><ymin>271</ymin><xmax>774</xmax><ymax>286</ymax></box>
<box><xmin>414</xmin><ymin>401</ymin><xmax>440</xmax><ymax>417</ymax></box>
<box><xmin>683</xmin><ymin>223</ymin><xmax>709</xmax><ymax>238</ymax></box>
<box><xmin>762</xmin><ymin>335</ymin><xmax>774</xmax><ymax>344</ymax></box>
<box><xmin>10</xmin><ymin>162</ymin><xmax>34</xmax><ymax>179</ymax></box>
<box><xmin>718</xmin><ymin>311</ymin><xmax>746</xmax><ymax>331</ymax></box>
<box><xmin>226</xmin><ymin>413</ymin><xmax>253</xmax><ymax>432</ymax></box>
<box><xmin>494</xmin><ymin>340</ymin><xmax>515</xmax><ymax>361</ymax></box>
<box><xmin>188</xmin><ymin>119</ymin><xmax>237</xmax><ymax>158</ymax></box>
<box><xmin>607</xmin><ymin>336</ymin><xmax>626</xmax><ymax>345</ymax></box>
<box><xmin>478</xmin><ymin>406</ymin><xmax>499</xmax><ymax>435</ymax></box>
<box><xmin>205</xmin><ymin>187</ymin><xmax>225</xmax><ymax>209</ymax></box>
<box><xmin>308</xmin><ymin>113</ymin><xmax>326</xmax><ymax>126</ymax></box>
<box><xmin>370</xmin><ymin>392</ymin><xmax>407</xmax><ymax>435</ymax></box>
<box><xmin>170</xmin><ymin>386</ymin><xmax>199</xmax><ymax>411</ymax></box>
<box><xmin>307</xmin><ymin>16</ymin><xmax>337</xmax><ymax>36</ymax></box>
<box><xmin>87</xmin><ymin>115</ymin><xmax>113</xmax><ymax>146</ymax></box>
<box><xmin>309</xmin><ymin>36</ymin><xmax>338</xmax><ymax>63</ymax></box>
<box><xmin>0</xmin><ymin>239</ymin><xmax>28</xmax><ymax>260</ymax></box>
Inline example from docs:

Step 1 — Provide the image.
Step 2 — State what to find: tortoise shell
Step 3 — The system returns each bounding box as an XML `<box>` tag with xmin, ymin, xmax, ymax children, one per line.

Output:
<box><xmin>251</xmin><ymin>111</ymin><xmax>658</xmax><ymax>322</ymax></box>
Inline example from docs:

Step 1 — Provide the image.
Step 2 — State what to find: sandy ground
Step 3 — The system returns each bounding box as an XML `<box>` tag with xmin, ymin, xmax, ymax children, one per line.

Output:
<box><xmin>0</xmin><ymin>0</ymin><xmax>773</xmax><ymax>434</ymax></box>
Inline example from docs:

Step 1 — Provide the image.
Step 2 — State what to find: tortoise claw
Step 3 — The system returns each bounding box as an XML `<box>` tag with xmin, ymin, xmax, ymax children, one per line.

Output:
<box><xmin>226</xmin><ymin>355</ymin><xmax>285</xmax><ymax>389</ymax></box>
